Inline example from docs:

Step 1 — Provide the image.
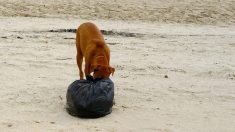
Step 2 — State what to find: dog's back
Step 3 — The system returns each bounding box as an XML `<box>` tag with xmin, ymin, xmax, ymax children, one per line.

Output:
<box><xmin>77</xmin><ymin>22</ymin><xmax>105</xmax><ymax>54</ymax></box>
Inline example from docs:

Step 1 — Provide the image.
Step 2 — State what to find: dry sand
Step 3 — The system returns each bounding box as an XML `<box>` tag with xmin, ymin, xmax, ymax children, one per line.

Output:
<box><xmin>0</xmin><ymin>0</ymin><xmax>235</xmax><ymax>132</ymax></box>
<box><xmin>0</xmin><ymin>0</ymin><xmax>235</xmax><ymax>24</ymax></box>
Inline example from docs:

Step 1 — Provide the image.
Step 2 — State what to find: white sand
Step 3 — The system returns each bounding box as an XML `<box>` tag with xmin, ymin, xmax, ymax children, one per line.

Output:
<box><xmin>0</xmin><ymin>0</ymin><xmax>235</xmax><ymax>132</ymax></box>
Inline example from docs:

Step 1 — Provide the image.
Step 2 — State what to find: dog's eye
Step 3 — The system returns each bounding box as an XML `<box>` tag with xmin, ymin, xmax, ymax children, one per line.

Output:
<box><xmin>94</xmin><ymin>69</ymin><xmax>99</xmax><ymax>72</ymax></box>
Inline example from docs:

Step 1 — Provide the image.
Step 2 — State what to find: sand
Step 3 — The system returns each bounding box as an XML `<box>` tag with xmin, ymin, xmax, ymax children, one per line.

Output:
<box><xmin>0</xmin><ymin>0</ymin><xmax>235</xmax><ymax>132</ymax></box>
<box><xmin>0</xmin><ymin>0</ymin><xmax>235</xmax><ymax>24</ymax></box>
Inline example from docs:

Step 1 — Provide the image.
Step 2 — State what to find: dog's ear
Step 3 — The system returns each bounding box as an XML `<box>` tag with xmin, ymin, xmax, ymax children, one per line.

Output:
<box><xmin>109</xmin><ymin>67</ymin><xmax>115</xmax><ymax>76</ymax></box>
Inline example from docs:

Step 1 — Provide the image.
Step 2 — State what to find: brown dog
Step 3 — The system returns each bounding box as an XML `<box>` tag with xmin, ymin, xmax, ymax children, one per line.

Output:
<box><xmin>76</xmin><ymin>22</ymin><xmax>115</xmax><ymax>80</ymax></box>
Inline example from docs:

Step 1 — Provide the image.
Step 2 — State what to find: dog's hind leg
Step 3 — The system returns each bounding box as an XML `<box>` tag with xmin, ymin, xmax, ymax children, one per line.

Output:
<box><xmin>76</xmin><ymin>30</ymin><xmax>84</xmax><ymax>80</ymax></box>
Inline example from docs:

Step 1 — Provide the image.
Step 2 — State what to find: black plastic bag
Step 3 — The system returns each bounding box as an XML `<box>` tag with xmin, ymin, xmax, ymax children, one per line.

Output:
<box><xmin>66</xmin><ymin>76</ymin><xmax>114</xmax><ymax>118</ymax></box>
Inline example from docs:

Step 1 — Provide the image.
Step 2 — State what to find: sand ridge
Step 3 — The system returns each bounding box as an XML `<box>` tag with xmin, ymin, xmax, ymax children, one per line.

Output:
<box><xmin>0</xmin><ymin>0</ymin><xmax>234</xmax><ymax>25</ymax></box>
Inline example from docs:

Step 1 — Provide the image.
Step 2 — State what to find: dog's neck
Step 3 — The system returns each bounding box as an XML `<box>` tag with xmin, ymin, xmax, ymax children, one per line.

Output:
<box><xmin>95</xmin><ymin>55</ymin><xmax>108</xmax><ymax>65</ymax></box>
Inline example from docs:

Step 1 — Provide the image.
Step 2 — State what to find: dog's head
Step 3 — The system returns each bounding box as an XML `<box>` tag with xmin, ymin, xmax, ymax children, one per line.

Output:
<box><xmin>90</xmin><ymin>64</ymin><xmax>115</xmax><ymax>79</ymax></box>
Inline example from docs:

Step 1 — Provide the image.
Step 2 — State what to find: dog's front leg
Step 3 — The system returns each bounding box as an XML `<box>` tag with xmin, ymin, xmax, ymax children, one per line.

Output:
<box><xmin>85</xmin><ymin>64</ymin><xmax>90</xmax><ymax>77</ymax></box>
<box><xmin>76</xmin><ymin>55</ymin><xmax>84</xmax><ymax>80</ymax></box>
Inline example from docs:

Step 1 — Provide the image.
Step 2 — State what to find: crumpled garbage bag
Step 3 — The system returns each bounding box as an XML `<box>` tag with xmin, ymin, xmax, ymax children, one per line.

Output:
<box><xmin>66</xmin><ymin>75</ymin><xmax>114</xmax><ymax>118</ymax></box>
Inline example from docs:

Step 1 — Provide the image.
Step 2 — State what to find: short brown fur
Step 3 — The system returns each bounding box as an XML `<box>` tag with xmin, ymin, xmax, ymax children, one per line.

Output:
<box><xmin>76</xmin><ymin>22</ymin><xmax>115</xmax><ymax>80</ymax></box>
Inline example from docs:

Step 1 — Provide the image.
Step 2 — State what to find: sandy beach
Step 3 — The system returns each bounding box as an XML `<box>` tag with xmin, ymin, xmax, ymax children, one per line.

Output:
<box><xmin>0</xmin><ymin>0</ymin><xmax>235</xmax><ymax>131</ymax></box>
